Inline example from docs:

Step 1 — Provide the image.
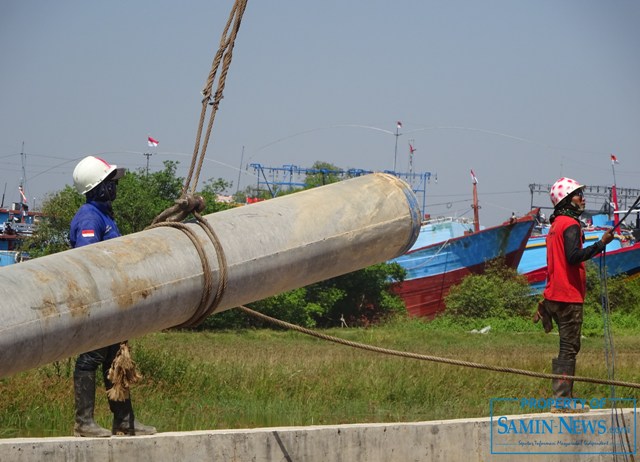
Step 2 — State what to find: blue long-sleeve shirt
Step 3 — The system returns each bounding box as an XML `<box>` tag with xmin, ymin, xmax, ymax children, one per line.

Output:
<box><xmin>69</xmin><ymin>201</ymin><xmax>121</xmax><ymax>248</ymax></box>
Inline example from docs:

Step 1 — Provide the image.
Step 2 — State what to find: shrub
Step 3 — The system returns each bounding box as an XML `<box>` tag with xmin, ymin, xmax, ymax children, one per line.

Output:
<box><xmin>444</xmin><ymin>259</ymin><xmax>534</xmax><ymax>318</ymax></box>
<box><xmin>585</xmin><ymin>261</ymin><xmax>640</xmax><ymax>315</ymax></box>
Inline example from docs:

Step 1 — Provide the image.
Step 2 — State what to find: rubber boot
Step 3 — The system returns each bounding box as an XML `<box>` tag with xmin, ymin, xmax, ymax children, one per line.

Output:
<box><xmin>109</xmin><ymin>398</ymin><xmax>157</xmax><ymax>436</ymax></box>
<box><xmin>73</xmin><ymin>371</ymin><xmax>111</xmax><ymax>437</ymax></box>
<box><xmin>550</xmin><ymin>358</ymin><xmax>589</xmax><ymax>413</ymax></box>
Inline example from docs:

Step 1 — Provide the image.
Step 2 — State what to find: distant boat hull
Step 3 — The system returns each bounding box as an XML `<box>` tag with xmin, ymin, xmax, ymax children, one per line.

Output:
<box><xmin>519</xmin><ymin>230</ymin><xmax>640</xmax><ymax>293</ymax></box>
<box><xmin>1</xmin><ymin>205</ymin><xmax>40</xmax><ymax>267</ymax></box>
<box><xmin>390</xmin><ymin>214</ymin><xmax>536</xmax><ymax>318</ymax></box>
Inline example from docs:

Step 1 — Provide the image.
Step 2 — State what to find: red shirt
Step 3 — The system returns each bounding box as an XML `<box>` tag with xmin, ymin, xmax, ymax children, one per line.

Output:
<box><xmin>543</xmin><ymin>215</ymin><xmax>586</xmax><ymax>303</ymax></box>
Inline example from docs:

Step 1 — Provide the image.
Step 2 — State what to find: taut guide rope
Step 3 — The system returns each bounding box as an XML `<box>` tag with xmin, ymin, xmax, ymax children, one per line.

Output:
<box><xmin>238</xmin><ymin>305</ymin><xmax>640</xmax><ymax>391</ymax></box>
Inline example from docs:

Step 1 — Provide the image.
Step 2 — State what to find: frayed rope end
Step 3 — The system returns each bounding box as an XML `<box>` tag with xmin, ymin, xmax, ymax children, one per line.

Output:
<box><xmin>107</xmin><ymin>342</ymin><xmax>142</xmax><ymax>401</ymax></box>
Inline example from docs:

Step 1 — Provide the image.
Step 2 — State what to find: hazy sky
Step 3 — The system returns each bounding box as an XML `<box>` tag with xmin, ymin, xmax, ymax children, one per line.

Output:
<box><xmin>1</xmin><ymin>0</ymin><xmax>638</xmax><ymax>226</ymax></box>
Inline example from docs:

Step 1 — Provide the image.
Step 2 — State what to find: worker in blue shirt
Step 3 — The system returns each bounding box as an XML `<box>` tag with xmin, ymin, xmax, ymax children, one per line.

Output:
<box><xmin>70</xmin><ymin>156</ymin><xmax>156</xmax><ymax>437</ymax></box>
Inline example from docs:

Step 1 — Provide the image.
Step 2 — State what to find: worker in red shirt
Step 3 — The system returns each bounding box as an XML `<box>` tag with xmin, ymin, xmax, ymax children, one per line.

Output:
<box><xmin>536</xmin><ymin>178</ymin><xmax>614</xmax><ymax>409</ymax></box>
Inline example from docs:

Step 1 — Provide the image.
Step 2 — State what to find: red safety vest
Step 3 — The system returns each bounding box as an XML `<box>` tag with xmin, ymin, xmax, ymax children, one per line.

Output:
<box><xmin>543</xmin><ymin>215</ymin><xmax>586</xmax><ymax>303</ymax></box>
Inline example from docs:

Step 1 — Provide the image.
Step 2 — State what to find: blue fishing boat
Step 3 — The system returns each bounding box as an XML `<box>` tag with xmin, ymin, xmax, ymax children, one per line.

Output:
<box><xmin>517</xmin><ymin>214</ymin><xmax>640</xmax><ymax>294</ymax></box>
<box><xmin>0</xmin><ymin>202</ymin><xmax>39</xmax><ymax>266</ymax></box>
<box><xmin>389</xmin><ymin>171</ymin><xmax>537</xmax><ymax>318</ymax></box>
<box><xmin>389</xmin><ymin>212</ymin><xmax>536</xmax><ymax>318</ymax></box>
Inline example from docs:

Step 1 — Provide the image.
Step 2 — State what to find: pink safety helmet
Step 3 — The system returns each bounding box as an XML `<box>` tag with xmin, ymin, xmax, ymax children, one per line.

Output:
<box><xmin>549</xmin><ymin>177</ymin><xmax>584</xmax><ymax>207</ymax></box>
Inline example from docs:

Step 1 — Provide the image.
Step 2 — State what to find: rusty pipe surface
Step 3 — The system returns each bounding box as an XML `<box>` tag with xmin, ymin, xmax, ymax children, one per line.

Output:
<box><xmin>0</xmin><ymin>173</ymin><xmax>420</xmax><ymax>378</ymax></box>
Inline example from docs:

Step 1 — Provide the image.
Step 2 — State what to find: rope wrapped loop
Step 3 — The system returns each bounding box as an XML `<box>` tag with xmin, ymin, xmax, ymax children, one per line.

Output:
<box><xmin>147</xmin><ymin>194</ymin><xmax>228</xmax><ymax>329</ymax></box>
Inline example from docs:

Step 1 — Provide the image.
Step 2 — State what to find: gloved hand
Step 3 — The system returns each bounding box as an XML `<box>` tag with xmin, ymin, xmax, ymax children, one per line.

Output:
<box><xmin>601</xmin><ymin>228</ymin><xmax>615</xmax><ymax>246</ymax></box>
<box><xmin>533</xmin><ymin>300</ymin><xmax>553</xmax><ymax>333</ymax></box>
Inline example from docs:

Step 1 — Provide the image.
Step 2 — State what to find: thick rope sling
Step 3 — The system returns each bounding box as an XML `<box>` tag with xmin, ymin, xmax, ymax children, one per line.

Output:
<box><xmin>107</xmin><ymin>0</ymin><xmax>248</xmax><ymax>401</ymax></box>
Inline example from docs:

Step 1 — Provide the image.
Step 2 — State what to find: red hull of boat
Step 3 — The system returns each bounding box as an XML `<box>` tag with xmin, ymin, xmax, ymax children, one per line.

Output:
<box><xmin>394</xmin><ymin>249</ymin><xmax>524</xmax><ymax>318</ymax></box>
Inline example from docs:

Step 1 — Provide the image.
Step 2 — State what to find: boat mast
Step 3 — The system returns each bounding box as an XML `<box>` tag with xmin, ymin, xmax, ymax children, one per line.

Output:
<box><xmin>408</xmin><ymin>139</ymin><xmax>415</xmax><ymax>176</ymax></box>
<box><xmin>19</xmin><ymin>142</ymin><xmax>28</xmax><ymax>210</ymax></box>
<box><xmin>393</xmin><ymin>121</ymin><xmax>402</xmax><ymax>172</ymax></box>
<box><xmin>471</xmin><ymin>169</ymin><xmax>480</xmax><ymax>232</ymax></box>
<box><xmin>611</xmin><ymin>155</ymin><xmax>619</xmax><ymax>227</ymax></box>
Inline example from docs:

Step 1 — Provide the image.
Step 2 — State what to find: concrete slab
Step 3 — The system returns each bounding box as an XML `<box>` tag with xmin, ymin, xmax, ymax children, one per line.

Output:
<box><xmin>1</xmin><ymin>409</ymin><xmax>636</xmax><ymax>461</ymax></box>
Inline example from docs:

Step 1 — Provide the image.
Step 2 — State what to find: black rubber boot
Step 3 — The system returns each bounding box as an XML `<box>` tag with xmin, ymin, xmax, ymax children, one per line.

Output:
<box><xmin>109</xmin><ymin>398</ymin><xmax>157</xmax><ymax>436</ymax></box>
<box><xmin>551</xmin><ymin>358</ymin><xmax>589</xmax><ymax>413</ymax></box>
<box><xmin>73</xmin><ymin>371</ymin><xmax>111</xmax><ymax>437</ymax></box>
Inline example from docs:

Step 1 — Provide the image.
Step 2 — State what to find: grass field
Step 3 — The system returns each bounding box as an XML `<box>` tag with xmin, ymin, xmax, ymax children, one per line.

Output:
<box><xmin>1</xmin><ymin>313</ymin><xmax>639</xmax><ymax>438</ymax></box>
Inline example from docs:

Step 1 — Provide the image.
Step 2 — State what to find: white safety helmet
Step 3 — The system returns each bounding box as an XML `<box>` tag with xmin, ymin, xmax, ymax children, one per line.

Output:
<box><xmin>549</xmin><ymin>177</ymin><xmax>584</xmax><ymax>208</ymax></box>
<box><xmin>73</xmin><ymin>156</ymin><xmax>126</xmax><ymax>195</ymax></box>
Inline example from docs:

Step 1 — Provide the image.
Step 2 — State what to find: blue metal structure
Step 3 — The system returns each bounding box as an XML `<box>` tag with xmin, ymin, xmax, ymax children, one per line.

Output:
<box><xmin>249</xmin><ymin>163</ymin><xmax>433</xmax><ymax>214</ymax></box>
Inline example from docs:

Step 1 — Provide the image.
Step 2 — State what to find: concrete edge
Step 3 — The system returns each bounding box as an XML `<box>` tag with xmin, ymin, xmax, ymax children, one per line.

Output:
<box><xmin>2</xmin><ymin>409</ymin><xmax>636</xmax><ymax>462</ymax></box>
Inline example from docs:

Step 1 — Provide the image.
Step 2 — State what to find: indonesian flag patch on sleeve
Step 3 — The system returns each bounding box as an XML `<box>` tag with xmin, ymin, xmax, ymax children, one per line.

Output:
<box><xmin>81</xmin><ymin>229</ymin><xmax>96</xmax><ymax>238</ymax></box>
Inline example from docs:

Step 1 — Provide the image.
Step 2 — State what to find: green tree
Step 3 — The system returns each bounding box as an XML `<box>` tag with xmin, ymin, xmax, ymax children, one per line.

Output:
<box><xmin>115</xmin><ymin>161</ymin><xmax>184</xmax><ymax>234</ymax></box>
<box><xmin>21</xmin><ymin>186</ymin><xmax>84</xmax><ymax>257</ymax></box>
<box><xmin>304</xmin><ymin>161</ymin><xmax>343</xmax><ymax>188</ymax></box>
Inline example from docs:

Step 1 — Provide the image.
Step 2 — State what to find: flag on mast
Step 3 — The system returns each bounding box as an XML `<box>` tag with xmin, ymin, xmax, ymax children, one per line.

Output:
<box><xmin>470</xmin><ymin>169</ymin><xmax>478</xmax><ymax>184</ymax></box>
<box><xmin>409</xmin><ymin>143</ymin><xmax>416</xmax><ymax>155</ymax></box>
<box><xmin>612</xmin><ymin>184</ymin><xmax>620</xmax><ymax>227</ymax></box>
<box><xmin>396</xmin><ymin>121</ymin><xmax>402</xmax><ymax>129</ymax></box>
<box><xmin>148</xmin><ymin>136</ymin><xmax>159</xmax><ymax>147</ymax></box>
<box><xmin>611</xmin><ymin>154</ymin><xmax>619</xmax><ymax>164</ymax></box>
<box><xmin>18</xmin><ymin>185</ymin><xmax>27</xmax><ymax>203</ymax></box>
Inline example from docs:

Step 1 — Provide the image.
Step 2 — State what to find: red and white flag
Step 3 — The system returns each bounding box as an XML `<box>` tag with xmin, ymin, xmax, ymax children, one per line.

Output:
<box><xmin>148</xmin><ymin>136</ymin><xmax>159</xmax><ymax>147</ymax></box>
<box><xmin>81</xmin><ymin>229</ymin><xmax>95</xmax><ymax>238</ymax></box>
<box><xmin>409</xmin><ymin>143</ymin><xmax>416</xmax><ymax>155</ymax></box>
<box><xmin>18</xmin><ymin>185</ymin><xmax>27</xmax><ymax>203</ymax></box>
<box><xmin>470</xmin><ymin>169</ymin><xmax>478</xmax><ymax>184</ymax></box>
<box><xmin>611</xmin><ymin>154</ymin><xmax>619</xmax><ymax>165</ymax></box>
<box><xmin>396</xmin><ymin>121</ymin><xmax>402</xmax><ymax>129</ymax></box>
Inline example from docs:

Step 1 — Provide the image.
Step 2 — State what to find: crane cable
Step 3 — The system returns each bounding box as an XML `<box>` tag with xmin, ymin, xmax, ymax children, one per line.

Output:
<box><xmin>148</xmin><ymin>0</ymin><xmax>248</xmax><ymax>327</ymax></box>
<box><xmin>182</xmin><ymin>0</ymin><xmax>248</xmax><ymax>197</ymax></box>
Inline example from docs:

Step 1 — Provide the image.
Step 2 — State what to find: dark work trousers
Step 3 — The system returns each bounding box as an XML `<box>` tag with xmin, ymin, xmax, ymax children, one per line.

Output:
<box><xmin>545</xmin><ymin>300</ymin><xmax>583</xmax><ymax>361</ymax></box>
<box><xmin>75</xmin><ymin>344</ymin><xmax>121</xmax><ymax>389</ymax></box>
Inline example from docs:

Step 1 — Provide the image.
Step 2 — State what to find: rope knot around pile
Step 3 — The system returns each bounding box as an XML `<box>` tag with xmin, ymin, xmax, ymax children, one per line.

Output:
<box><xmin>146</xmin><ymin>196</ymin><xmax>228</xmax><ymax>329</ymax></box>
<box><xmin>151</xmin><ymin>195</ymin><xmax>206</xmax><ymax>225</ymax></box>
